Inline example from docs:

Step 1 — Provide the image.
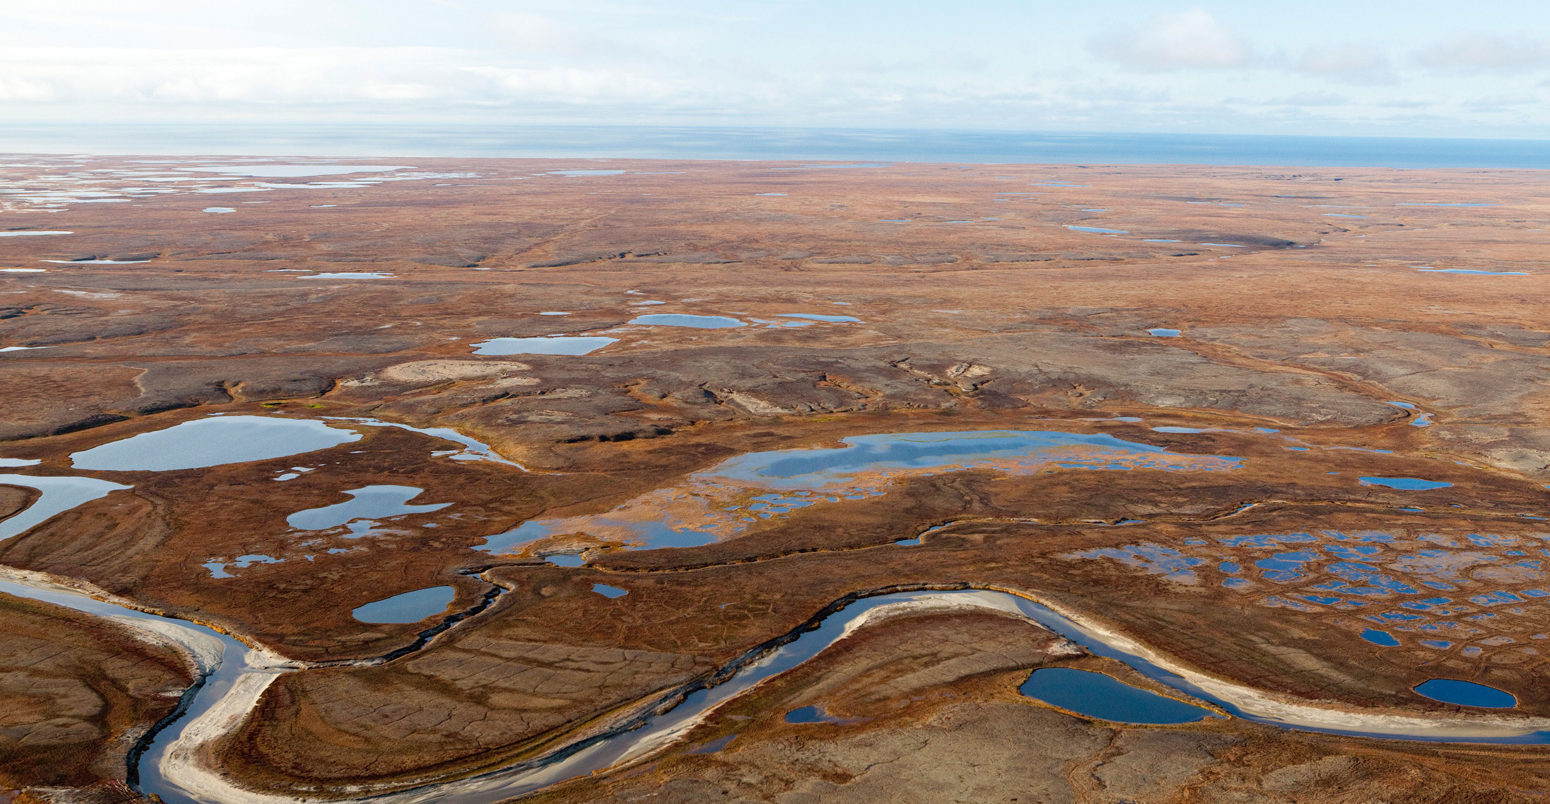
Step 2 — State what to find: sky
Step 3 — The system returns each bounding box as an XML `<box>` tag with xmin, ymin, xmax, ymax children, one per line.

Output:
<box><xmin>3</xmin><ymin>1</ymin><xmax>1548</xmax><ymax>138</ymax></box>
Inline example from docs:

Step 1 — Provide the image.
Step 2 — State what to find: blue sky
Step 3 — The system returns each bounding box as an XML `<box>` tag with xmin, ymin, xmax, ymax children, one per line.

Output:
<box><xmin>3</xmin><ymin>1</ymin><xmax>1547</xmax><ymax>137</ymax></box>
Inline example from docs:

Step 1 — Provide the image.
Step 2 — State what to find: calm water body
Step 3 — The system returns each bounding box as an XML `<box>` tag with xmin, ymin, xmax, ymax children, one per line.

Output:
<box><xmin>1360</xmin><ymin>476</ymin><xmax>1454</xmax><ymax>491</ymax></box>
<box><xmin>629</xmin><ymin>313</ymin><xmax>745</xmax><ymax>329</ymax></box>
<box><xmin>286</xmin><ymin>485</ymin><xmax>448</xmax><ymax>534</ymax></box>
<box><xmin>70</xmin><ymin>416</ymin><xmax>360</xmax><ymax>471</ymax></box>
<box><xmin>0</xmin><ymin>474</ymin><xmax>131</xmax><ymax>542</ymax></box>
<box><xmin>471</xmin><ymin>336</ymin><xmax>617</xmax><ymax>356</ymax></box>
<box><xmin>709</xmin><ymin>430</ymin><xmax>1240</xmax><ymax>490</ymax></box>
<box><xmin>6</xmin><ymin>125</ymin><xmax>1550</xmax><ymax>168</ymax></box>
<box><xmin>1019</xmin><ymin>667</ymin><xmax>1215</xmax><ymax>725</ymax></box>
<box><xmin>1362</xmin><ymin>628</ymin><xmax>1401</xmax><ymax>647</ymax></box>
<box><xmin>1414</xmin><ymin>679</ymin><xmax>1518</xmax><ymax>708</ymax></box>
<box><xmin>352</xmin><ymin>585</ymin><xmax>457</xmax><ymax>624</ymax></box>
<box><xmin>1416</xmin><ymin>268</ymin><xmax>1528</xmax><ymax>276</ymax></box>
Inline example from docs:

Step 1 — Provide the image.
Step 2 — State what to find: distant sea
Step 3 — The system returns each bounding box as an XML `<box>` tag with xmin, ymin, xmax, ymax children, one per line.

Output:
<box><xmin>3</xmin><ymin>124</ymin><xmax>1549</xmax><ymax>168</ymax></box>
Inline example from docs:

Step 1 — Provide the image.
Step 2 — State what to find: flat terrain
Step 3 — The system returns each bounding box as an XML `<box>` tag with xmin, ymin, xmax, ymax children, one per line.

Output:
<box><xmin>0</xmin><ymin>155</ymin><xmax>1548</xmax><ymax>801</ymax></box>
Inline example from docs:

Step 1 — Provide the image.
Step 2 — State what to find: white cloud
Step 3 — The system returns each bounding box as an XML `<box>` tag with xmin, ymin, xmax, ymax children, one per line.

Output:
<box><xmin>1089</xmin><ymin>8</ymin><xmax>1253</xmax><ymax>70</ymax></box>
<box><xmin>1415</xmin><ymin>33</ymin><xmax>1550</xmax><ymax>71</ymax></box>
<box><xmin>1295</xmin><ymin>43</ymin><xmax>1396</xmax><ymax>85</ymax></box>
<box><xmin>1461</xmin><ymin>92</ymin><xmax>1541</xmax><ymax>112</ymax></box>
<box><xmin>0</xmin><ymin>47</ymin><xmax>681</xmax><ymax>110</ymax></box>
<box><xmin>1266</xmin><ymin>91</ymin><xmax>1349</xmax><ymax>107</ymax></box>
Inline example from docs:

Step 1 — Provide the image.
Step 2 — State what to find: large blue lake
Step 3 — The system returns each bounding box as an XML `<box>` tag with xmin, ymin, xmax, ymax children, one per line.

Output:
<box><xmin>5</xmin><ymin>124</ymin><xmax>1548</xmax><ymax>168</ymax></box>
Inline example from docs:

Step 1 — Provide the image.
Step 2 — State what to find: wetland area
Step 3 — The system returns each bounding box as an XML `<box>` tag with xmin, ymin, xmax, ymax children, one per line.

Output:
<box><xmin>2</xmin><ymin>154</ymin><xmax>1550</xmax><ymax>802</ymax></box>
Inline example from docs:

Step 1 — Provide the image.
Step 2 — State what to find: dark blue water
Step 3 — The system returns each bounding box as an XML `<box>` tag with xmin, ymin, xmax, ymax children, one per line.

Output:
<box><xmin>1360</xmin><ymin>477</ymin><xmax>1453</xmax><ymax>490</ymax></box>
<box><xmin>6</xmin><ymin>124</ymin><xmax>1549</xmax><ymax>168</ymax></box>
<box><xmin>1361</xmin><ymin>628</ymin><xmax>1400</xmax><ymax>647</ymax></box>
<box><xmin>1019</xmin><ymin>667</ymin><xmax>1214</xmax><ymax>725</ymax></box>
<box><xmin>1414</xmin><ymin>679</ymin><xmax>1517</xmax><ymax>708</ymax></box>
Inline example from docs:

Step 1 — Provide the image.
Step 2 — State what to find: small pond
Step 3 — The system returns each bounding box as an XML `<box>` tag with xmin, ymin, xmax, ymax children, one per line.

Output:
<box><xmin>628</xmin><ymin>314</ymin><xmax>745</xmax><ymax>329</ymax></box>
<box><xmin>287</xmin><ymin>485</ymin><xmax>448</xmax><ymax>535</ymax></box>
<box><xmin>472</xmin><ymin>336</ymin><xmax>617</xmax><ymax>356</ymax></box>
<box><xmin>352</xmin><ymin>585</ymin><xmax>457</xmax><ymax>624</ymax></box>
<box><xmin>1359</xmin><ymin>477</ymin><xmax>1453</xmax><ymax>491</ymax></box>
<box><xmin>1020</xmin><ymin>667</ymin><xmax>1215</xmax><ymax>724</ymax></box>
<box><xmin>1414</xmin><ymin>679</ymin><xmax>1517</xmax><ymax>708</ymax></box>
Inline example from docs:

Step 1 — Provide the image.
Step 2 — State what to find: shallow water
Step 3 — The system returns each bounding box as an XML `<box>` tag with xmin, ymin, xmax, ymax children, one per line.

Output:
<box><xmin>182</xmin><ymin>164</ymin><xmax>410</xmax><ymax>178</ymax></box>
<box><xmin>0</xmin><ymin>474</ymin><xmax>131</xmax><ymax>542</ymax></box>
<box><xmin>471</xmin><ymin>336</ymin><xmax>617</xmax><ymax>355</ymax></box>
<box><xmin>203</xmin><ymin>554</ymin><xmax>282</xmax><ymax>579</ymax></box>
<box><xmin>1414</xmin><ymin>679</ymin><xmax>1517</xmax><ymax>708</ymax></box>
<box><xmin>1067</xmin><ymin>225</ymin><xmax>1128</xmax><ymax>234</ymax></box>
<box><xmin>1147</xmin><ymin>328</ymin><xmax>1181</xmax><ymax>337</ymax></box>
<box><xmin>287</xmin><ymin>485</ymin><xmax>448</xmax><ymax>535</ymax></box>
<box><xmin>353</xmin><ymin>586</ymin><xmax>457</xmax><ymax>624</ymax></box>
<box><xmin>709</xmin><ymin>430</ymin><xmax>1239</xmax><ymax>489</ymax></box>
<box><xmin>778</xmin><ymin>313</ymin><xmax>861</xmax><ymax>323</ymax></box>
<box><xmin>70</xmin><ymin>416</ymin><xmax>361</xmax><ymax>471</ymax></box>
<box><xmin>480</xmin><ymin>430</ymin><xmax>1239</xmax><ymax>555</ymax></box>
<box><xmin>1416</xmin><ymin>267</ymin><xmax>1527</xmax><ymax>276</ymax></box>
<box><xmin>783</xmin><ymin>705</ymin><xmax>851</xmax><ymax>724</ymax></box>
<box><xmin>546</xmin><ymin>169</ymin><xmax>626</xmax><ymax>177</ymax></box>
<box><xmin>1020</xmin><ymin>667</ymin><xmax>1215</xmax><ymax>724</ymax></box>
<box><xmin>592</xmin><ymin>583</ymin><xmax>629</xmax><ymax>599</ymax></box>
<box><xmin>328</xmin><ymin>417</ymin><xmax>522</xmax><ymax>467</ymax></box>
<box><xmin>629</xmin><ymin>313</ymin><xmax>745</xmax><ymax>329</ymax></box>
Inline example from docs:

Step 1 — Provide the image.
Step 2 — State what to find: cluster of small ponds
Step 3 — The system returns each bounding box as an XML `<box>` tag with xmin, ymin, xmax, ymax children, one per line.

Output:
<box><xmin>3</xmin><ymin>414</ymin><xmax>495</xmax><ymax>618</ymax></box>
<box><xmin>1065</xmin><ymin>527</ymin><xmax>1550</xmax><ymax>665</ymax></box>
<box><xmin>0</xmin><ymin>410</ymin><xmax>1546</xmax><ymax>804</ymax></box>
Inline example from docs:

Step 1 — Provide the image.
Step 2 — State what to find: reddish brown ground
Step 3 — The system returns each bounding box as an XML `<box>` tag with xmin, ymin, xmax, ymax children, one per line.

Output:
<box><xmin>0</xmin><ymin>155</ymin><xmax>1547</xmax><ymax>799</ymax></box>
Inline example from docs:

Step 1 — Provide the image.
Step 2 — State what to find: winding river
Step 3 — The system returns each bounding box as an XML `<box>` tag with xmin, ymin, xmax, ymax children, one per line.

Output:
<box><xmin>4</xmin><ymin>419</ymin><xmax>1550</xmax><ymax>801</ymax></box>
<box><xmin>5</xmin><ymin>566</ymin><xmax>1550</xmax><ymax>803</ymax></box>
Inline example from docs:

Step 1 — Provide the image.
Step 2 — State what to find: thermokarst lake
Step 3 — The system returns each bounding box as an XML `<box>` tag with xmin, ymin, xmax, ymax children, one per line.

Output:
<box><xmin>3</xmin><ymin>147</ymin><xmax>1550</xmax><ymax>804</ymax></box>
